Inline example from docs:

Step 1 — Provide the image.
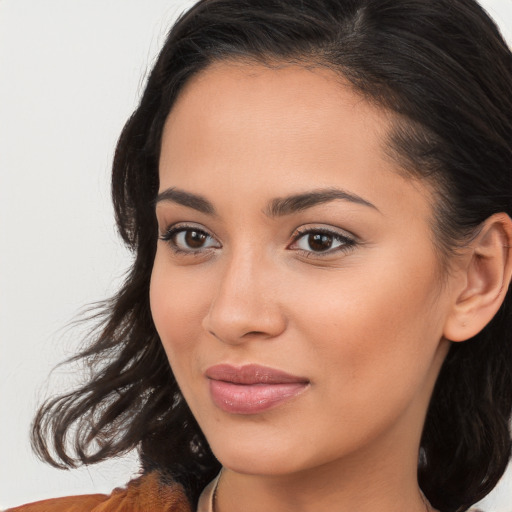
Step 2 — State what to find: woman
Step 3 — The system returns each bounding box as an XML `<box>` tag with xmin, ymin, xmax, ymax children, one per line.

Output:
<box><xmin>8</xmin><ymin>0</ymin><xmax>512</xmax><ymax>511</ymax></box>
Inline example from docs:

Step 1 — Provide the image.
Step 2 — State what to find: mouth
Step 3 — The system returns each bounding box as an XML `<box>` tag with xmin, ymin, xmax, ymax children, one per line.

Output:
<box><xmin>205</xmin><ymin>364</ymin><xmax>310</xmax><ymax>414</ymax></box>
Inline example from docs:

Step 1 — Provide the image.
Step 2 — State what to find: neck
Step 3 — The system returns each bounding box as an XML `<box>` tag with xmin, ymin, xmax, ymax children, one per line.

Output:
<box><xmin>215</xmin><ymin>470</ymin><xmax>432</xmax><ymax>512</ymax></box>
<box><xmin>214</xmin><ymin>404</ymin><xmax>437</xmax><ymax>512</ymax></box>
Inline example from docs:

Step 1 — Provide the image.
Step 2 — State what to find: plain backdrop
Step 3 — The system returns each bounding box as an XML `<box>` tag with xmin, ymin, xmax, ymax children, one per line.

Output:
<box><xmin>1</xmin><ymin>1</ymin><xmax>511</xmax><ymax>510</ymax></box>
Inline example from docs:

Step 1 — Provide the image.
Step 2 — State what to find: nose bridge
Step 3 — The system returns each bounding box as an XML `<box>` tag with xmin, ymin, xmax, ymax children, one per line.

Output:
<box><xmin>202</xmin><ymin>243</ymin><xmax>285</xmax><ymax>343</ymax></box>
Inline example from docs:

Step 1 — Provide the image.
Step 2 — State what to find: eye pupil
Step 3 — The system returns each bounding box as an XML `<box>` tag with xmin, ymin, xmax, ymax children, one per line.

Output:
<box><xmin>308</xmin><ymin>233</ymin><xmax>333</xmax><ymax>252</ymax></box>
<box><xmin>185</xmin><ymin>230</ymin><xmax>207</xmax><ymax>248</ymax></box>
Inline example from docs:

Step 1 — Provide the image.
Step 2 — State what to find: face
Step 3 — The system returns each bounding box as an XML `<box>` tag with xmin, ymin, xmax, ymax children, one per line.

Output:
<box><xmin>150</xmin><ymin>62</ymin><xmax>455</xmax><ymax>478</ymax></box>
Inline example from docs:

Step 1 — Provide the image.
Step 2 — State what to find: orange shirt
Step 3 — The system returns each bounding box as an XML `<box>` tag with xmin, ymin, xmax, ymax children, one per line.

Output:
<box><xmin>6</xmin><ymin>472</ymin><xmax>192</xmax><ymax>512</ymax></box>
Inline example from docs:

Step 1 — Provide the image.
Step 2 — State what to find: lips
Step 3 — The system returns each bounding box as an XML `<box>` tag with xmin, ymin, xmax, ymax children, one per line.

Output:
<box><xmin>205</xmin><ymin>364</ymin><xmax>309</xmax><ymax>414</ymax></box>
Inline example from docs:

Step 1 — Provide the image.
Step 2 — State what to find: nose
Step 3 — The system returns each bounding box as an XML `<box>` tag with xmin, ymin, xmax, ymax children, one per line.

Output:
<box><xmin>201</xmin><ymin>250</ymin><xmax>287</xmax><ymax>345</ymax></box>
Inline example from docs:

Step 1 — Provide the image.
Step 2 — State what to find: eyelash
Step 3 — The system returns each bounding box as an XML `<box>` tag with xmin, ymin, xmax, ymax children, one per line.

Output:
<box><xmin>290</xmin><ymin>227</ymin><xmax>357</xmax><ymax>257</ymax></box>
<box><xmin>158</xmin><ymin>224</ymin><xmax>357</xmax><ymax>257</ymax></box>
<box><xmin>159</xmin><ymin>224</ymin><xmax>220</xmax><ymax>256</ymax></box>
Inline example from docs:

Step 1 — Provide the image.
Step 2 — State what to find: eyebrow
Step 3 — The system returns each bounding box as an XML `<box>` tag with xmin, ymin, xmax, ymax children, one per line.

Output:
<box><xmin>265</xmin><ymin>188</ymin><xmax>379</xmax><ymax>217</ymax></box>
<box><xmin>154</xmin><ymin>186</ymin><xmax>378</xmax><ymax>217</ymax></box>
<box><xmin>154</xmin><ymin>187</ymin><xmax>216</xmax><ymax>215</ymax></box>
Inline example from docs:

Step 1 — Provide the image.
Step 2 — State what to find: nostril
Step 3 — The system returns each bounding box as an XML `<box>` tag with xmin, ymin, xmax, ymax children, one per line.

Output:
<box><xmin>243</xmin><ymin>330</ymin><xmax>267</xmax><ymax>337</ymax></box>
<box><xmin>208</xmin><ymin>330</ymin><xmax>220</xmax><ymax>340</ymax></box>
<box><xmin>207</xmin><ymin>329</ymin><xmax>269</xmax><ymax>341</ymax></box>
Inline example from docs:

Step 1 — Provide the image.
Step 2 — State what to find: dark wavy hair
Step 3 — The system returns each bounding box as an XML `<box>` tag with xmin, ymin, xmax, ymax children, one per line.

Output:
<box><xmin>32</xmin><ymin>1</ymin><xmax>512</xmax><ymax>511</ymax></box>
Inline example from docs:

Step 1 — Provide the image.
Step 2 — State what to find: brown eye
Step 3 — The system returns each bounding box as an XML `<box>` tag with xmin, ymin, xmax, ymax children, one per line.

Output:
<box><xmin>159</xmin><ymin>226</ymin><xmax>221</xmax><ymax>253</ymax></box>
<box><xmin>308</xmin><ymin>233</ymin><xmax>334</xmax><ymax>252</ymax></box>
<box><xmin>290</xmin><ymin>228</ymin><xmax>356</xmax><ymax>256</ymax></box>
<box><xmin>184</xmin><ymin>230</ymin><xmax>208</xmax><ymax>248</ymax></box>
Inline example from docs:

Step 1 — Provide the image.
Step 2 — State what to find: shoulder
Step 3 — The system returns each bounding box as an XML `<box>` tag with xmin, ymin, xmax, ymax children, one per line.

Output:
<box><xmin>5</xmin><ymin>472</ymin><xmax>192</xmax><ymax>512</ymax></box>
<box><xmin>4</xmin><ymin>493</ymin><xmax>106</xmax><ymax>512</ymax></box>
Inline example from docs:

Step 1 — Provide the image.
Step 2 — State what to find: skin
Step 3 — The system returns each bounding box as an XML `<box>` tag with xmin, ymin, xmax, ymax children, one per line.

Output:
<box><xmin>149</xmin><ymin>62</ymin><xmax>471</xmax><ymax>512</ymax></box>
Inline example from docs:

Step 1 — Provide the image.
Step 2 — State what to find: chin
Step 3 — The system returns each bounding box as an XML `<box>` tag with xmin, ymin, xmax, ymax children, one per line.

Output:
<box><xmin>216</xmin><ymin>450</ymin><xmax>303</xmax><ymax>476</ymax></box>
<box><xmin>205</xmin><ymin>429</ymin><xmax>303</xmax><ymax>475</ymax></box>
<box><xmin>206</xmin><ymin>425</ymin><xmax>336</xmax><ymax>478</ymax></box>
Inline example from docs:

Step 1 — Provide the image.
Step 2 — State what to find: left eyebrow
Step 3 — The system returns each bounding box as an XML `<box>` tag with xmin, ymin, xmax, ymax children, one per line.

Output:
<box><xmin>264</xmin><ymin>188</ymin><xmax>379</xmax><ymax>217</ymax></box>
<box><xmin>154</xmin><ymin>187</ymin><xmax>216</xmax><ymax>216</ymax></box>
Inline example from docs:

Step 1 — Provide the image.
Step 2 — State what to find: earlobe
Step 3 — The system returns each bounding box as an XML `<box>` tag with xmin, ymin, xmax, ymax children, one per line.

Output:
<box><xmin>443</xmin><ymin>213</ymin><xmax>512</xmax><ymax>342</ymax></box>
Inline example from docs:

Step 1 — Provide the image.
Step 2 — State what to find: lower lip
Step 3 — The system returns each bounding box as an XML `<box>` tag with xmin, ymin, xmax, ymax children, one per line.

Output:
<box><xmin>208</xmin><ymin>379</ymin><xmax>308</xmax><ymax>414</ymax></box>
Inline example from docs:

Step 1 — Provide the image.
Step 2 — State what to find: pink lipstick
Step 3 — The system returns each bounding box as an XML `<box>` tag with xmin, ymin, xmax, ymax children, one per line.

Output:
<box><xmin>205</xmin><ymin>364</ymin><xmax>309</xmax><ymax>414</ymax></box>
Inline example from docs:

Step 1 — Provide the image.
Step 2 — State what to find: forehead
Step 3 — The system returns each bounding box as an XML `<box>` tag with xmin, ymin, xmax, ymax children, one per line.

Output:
<box><xmin>163</xmin><ymin>62</ymin><xmax>390</xmax><ymax>163</ymax></box>
<box><xmin>159</xmin><ymin>61</ymin><xmax>433</xmax><ymax>225</ymax></box>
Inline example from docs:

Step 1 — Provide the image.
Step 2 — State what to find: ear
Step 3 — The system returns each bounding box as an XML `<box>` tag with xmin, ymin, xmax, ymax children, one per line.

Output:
<box><xmin>443</xmin><ymin>213</ymin><xmax>512</xmax><ymax>342</ymax></box>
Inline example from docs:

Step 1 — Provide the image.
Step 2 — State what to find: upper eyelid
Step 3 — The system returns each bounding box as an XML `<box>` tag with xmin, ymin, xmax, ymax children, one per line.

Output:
<box><xmin>159</xmin><ymin>222</ymin><xmax>216</xmax><ymax>236</ymax></box>
<box><xmin>291</xmin><ymin>224</ymin><xmax>357</xmax><ymax>240</ymax></box>
<box><xmin>159</xmin><ymin>223</ymin><xmax>355</xmax><ymax>236</ymax></box>
<box><xmin>158</xmin><ymin>221</ymin><xmax>359</xmax><ymax>240</ymax></box>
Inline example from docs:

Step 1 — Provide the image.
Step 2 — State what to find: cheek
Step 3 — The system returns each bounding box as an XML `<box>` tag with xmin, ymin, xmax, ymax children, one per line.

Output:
<box><xmin>149</xmin><ymin>253</ymin><xmax>210</xmax><ymax>367</ymax></box>
<box><xmin>288</xmin><ymin>247</ymin><xmax>445</xmax><ymax>401</ymax></box>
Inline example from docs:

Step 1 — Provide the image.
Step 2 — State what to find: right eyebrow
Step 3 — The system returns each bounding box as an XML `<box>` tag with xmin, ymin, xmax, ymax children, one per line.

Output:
<box><xmin>154</xmin><ymin>187</ymin><xmax>216</xmax><ymax>216</ymax></box>
<box><xmin>264</xmin><ymin>188</ymin><xmax>379</xmax><ymax>217</ymax></box>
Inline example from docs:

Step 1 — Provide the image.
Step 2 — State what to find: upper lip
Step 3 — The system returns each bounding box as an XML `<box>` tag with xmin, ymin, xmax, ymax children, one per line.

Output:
<box><xmin>205</xmin><ymin>364</ymin><xmax>309</xmax><ymax>385</ymax></box>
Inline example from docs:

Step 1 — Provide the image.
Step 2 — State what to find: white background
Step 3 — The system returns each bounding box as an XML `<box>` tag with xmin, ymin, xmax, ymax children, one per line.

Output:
<box><xmin>1</xmin><ymin>1</ymin><xmax>511</xmax><ymax>510</ymax></box>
